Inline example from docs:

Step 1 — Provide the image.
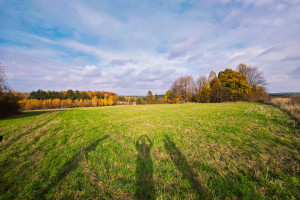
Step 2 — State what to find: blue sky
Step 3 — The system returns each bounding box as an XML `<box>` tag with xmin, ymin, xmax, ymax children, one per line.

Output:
<box><xmin>0</xmin><ymin>0</ymin><xmax>299</xmax><ymax>95</ymax></box>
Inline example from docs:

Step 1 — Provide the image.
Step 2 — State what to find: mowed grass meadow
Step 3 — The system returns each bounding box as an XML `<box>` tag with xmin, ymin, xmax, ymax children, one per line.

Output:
<box><xmin>0</xmin><ymin>103</ymin><xmax>299</xmax><ymax>199</ymax></box>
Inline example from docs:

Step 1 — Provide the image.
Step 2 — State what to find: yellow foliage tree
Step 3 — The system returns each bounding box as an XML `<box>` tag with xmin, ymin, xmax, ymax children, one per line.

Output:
<box><xmin>91</xmin><ymin>96</ymin><xmax>98</xmax><ymax>107</ymax></box>
<box><xmin>84</xmin><ymin>99</ymin><xmax>92</xmax><ymax>107</ymax></box>
<box><xmin>78</xmin><ymin>99</ymin><xmax>84</xmax><ymax>107</ymax></box>
<box><xmin>107</xmin><ymin>96</ymin><xmax>113</xmax><ymax>106</ymax></box>
<box><xmin>218</xmin><ymin>68</ymin><xmax>252</xmax><ymax>101</ymax></box>
<box><xmin>53</xmin><ymin>99</ymin><xmax>61</xmax><ymax>108</ymax></box>
<box><xmin>164</xmin><ymin>90</ymin><xmax>172</xmax><ymax>103</ymax></box>
<box><xmin>198</xmin><ymin>82</ymin><xmax>211</xmax><ymax>103</ymax></box>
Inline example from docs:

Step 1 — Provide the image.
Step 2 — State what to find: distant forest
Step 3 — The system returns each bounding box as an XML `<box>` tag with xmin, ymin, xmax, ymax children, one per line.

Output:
<box><xmin>28</xmin><ymin>90</ymin><xmax>117</xmax><ymax>100</ymax></box>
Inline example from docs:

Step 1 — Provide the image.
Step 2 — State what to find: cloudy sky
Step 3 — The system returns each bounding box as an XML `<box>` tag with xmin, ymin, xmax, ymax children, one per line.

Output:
<box><xmin>0</xmin><ymin>0</ymin><xmax>299</xmax><ymax>95</ymax></box>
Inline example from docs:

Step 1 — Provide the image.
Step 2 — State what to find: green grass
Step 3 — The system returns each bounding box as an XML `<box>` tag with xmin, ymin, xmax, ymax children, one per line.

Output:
<box><xmin>0</xmin><ymin>103</ymin><xmax>299</xmax><ymax>199</ymax></box>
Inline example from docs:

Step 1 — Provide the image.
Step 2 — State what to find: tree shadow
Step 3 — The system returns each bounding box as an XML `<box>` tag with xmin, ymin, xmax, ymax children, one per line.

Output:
<box><xmin>135</xmin><ymin>135</ymin><xmax>155</xmax><ymax>200</ymax></box>
<box><xmin>35</xmin><ymin>134</ymin><xmax>109</xmax><ymax>199</ymax></box>
<box><xmin>0</xmin><ymin>110</ymin><xmax>63</xmax><ymax>121</ymax></box>
<box><xmin>163</xmin><ymin>135</ymin><xmax>208</xmax><ymax>199</ymax></box>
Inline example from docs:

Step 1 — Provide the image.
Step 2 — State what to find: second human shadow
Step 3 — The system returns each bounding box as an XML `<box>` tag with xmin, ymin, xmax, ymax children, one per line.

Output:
<box><xmin>164</xmin><ymin>135</ymin><xmax>207</xmax><ymax>199</ymax></box>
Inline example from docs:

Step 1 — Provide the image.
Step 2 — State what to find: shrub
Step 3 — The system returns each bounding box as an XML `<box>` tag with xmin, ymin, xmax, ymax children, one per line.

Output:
<box><xmin>0</xmin><ymin>93</ymin><xmax>20</xmax><ymax>117</ymax></box>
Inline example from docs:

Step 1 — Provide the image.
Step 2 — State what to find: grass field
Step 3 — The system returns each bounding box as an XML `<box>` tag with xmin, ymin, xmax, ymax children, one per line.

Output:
<box><xmin>0</xmin><ymin>103</ymin><xmax>299</xmax><ymax>199</ymax></box>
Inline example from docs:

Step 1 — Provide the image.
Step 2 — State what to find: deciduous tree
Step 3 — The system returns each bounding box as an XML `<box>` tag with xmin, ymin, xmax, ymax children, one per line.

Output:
<box><xmin>146</xmin><ymin>90</ymin><xmax>155</xmax><ymax>104</ymax></box>
<box><xmin>198</xmin><ymin>82</ymin><xmax>211</xmax><ymax>103</ymax></box>
<box><xmin>91</xmin><ymin>96</ymin><xmax>98</xmax><ymax>107</ymax></box>
<box><xmin>154</xmin><ymin>94</ymin><xmax>159</xmax><ymax>104</ymax></box>
<box><xmin>171</xmin><ymin>75</ymin><xmax>195</xmax><ymax>102</ymax></box>
<box><xmin>237</xmin><ymin>63</ymin><xmax>266</xmax><ymax>88</ymax></box>
<box><xmin>218</xmin><ymin>68</ymin><xmax>251</xmax><ymax>101</ymax></box>
<box><xmin>208</xmin><ymin>70</ymin><xmax>217</xmax><ymax>83</ymax></box>
<box><xmin>196</xmin><ymin>76</ymin><xmax>208</xmax><ymax>93</ymax></box>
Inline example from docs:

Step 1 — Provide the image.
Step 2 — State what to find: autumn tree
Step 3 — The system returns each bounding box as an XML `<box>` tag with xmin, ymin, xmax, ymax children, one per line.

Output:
<box><xmin>210</xmin><ymin>78</ymin><xmax>222</xmax><ymax>103</ymax></box>
<box><xmin>107</xmin><ymin>96</ymin><xmax>113</xmax><ymax>105</ymax></box>
<box><xmin>112</xmin><ymin>95</ymin><xmax>119</xmax><ymax>105</ymax></box>
<box><xmin>251</xmin><ymin>85</ymin><xmax>268</xmax><ymax>102</ymax></box>
<box><xmin>91</xmin><ymin>96</ymin><xmax>98</xmax><ymax>107</ymax></box>
<box><xmin>218</xmin><ymin>68</ymin><xmax>252</xmax><ymax>101</ymax></box>
<box><xmin>78</xmin><ymin>99</ymin><xmax>84</xmax><ymax>107</ymax></box>
<box><xmin>164</xmin><ymin>90</ymin><xmax>172</xmax><ymax>103</ymax></box>
<box><xmin>55</xmin><ymin>99</ymin><xmax>61</xmax><ymax>108</ymax></box>
<box><xmin>210</xmin><ymin>77</ymin><xmax>231</xmax><ymax>102</ymax></box>
<box><xmin>136</xmin><ymin>97</ymin><xmax>144</xmax><ymax>105</ymax></box>
<box><xmin>84</xmin><ymin>99</ymin><xmax>92</xmax><ymax>107</ymax></box>
<box><xmin>197</xmin><ymin>82</ymin><xmax>211</xmax><ymax>103</ymax></box>
<box><xmin>164</xmin><ymin>89</ymin><xmax>179</xmax><ymax>104</ymax></box>
<box><xmin>154</xmin><ymin>94</ymin><xmax>159</xmax><ymax>104</ymax></box>
<box><xmin>146</xmin><ymin>90</ymin><xmax>155</xmax><ymax>104</ymax></box>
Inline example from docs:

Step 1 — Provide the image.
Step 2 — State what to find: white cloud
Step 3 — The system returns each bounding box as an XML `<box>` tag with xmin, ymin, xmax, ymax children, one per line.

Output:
<box><xmin>82</xmin><ymin>65</ymin><xmax>101</xmax><ymax>77</ymax></box>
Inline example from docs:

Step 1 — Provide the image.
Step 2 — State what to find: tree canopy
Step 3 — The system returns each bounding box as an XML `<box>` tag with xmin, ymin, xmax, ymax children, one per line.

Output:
<box><xmin>218</xmin><ymin>68</ymin><xmax>252</xmax><ymax>101</ymax></box>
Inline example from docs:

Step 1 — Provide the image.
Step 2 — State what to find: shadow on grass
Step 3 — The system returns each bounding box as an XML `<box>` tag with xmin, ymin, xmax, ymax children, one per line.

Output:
<box><xmin>0</xmin><ymin>110</ymin><xmax>63</xmax><ymax>121</ymax></box>
<box><xmin>35</xmin><ymin>134</ymin><xmax>109</xmax><ymax>199</ymax></box>
<box><xmin>163</xmin><ymin>135</ymin><xmax>208</xmax><ymax>199</ymax></box>
<box><xmin>0</xmin><ymin>112</ymin><xmax>62</xmax><ymax>152</ymax></box>
<box><xmin>135</xmin><ymin>135</ymin><xmax>155</xmax><ymax>200</ymax></box>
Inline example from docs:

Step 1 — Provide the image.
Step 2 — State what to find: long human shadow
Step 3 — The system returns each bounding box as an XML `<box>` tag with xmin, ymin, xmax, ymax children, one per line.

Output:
<box><xmin>35</xmin><ymin>134</ymin><xmax>109</xmax><ymax>199</ymax></box>
<box><xmin>163</xmin><ymin>135</ymin><xmax>207</xmax><ymax>199</ymax></box>
<box><xmin>135</xmin><ymin>135</ymin><xmax>155</xmax><ymax>200</ymax></box>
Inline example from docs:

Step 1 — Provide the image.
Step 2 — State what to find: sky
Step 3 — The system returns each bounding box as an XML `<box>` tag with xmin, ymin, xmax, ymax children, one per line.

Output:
<box><xmin>0</xmin><ymin>0</ymin><xmax>299</xmax><ymax>95</ymax></box>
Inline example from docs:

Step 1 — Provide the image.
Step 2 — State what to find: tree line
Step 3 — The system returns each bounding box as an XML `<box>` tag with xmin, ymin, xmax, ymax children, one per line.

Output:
<box><xmin>18</xmin><ymin>90</ymin><xmax>121</xmax><ymax>110</ymax></box>
<box><xmin>163</xmin><ymin>63</ymin><xmax>268</xmax><ymax>103</ymax></box>
<box><xmin>136</xmin><ymin>91</ymin><xmax>164</xmax><ymax>104</ymax></box>
<box><xmin>28</xmin><ymin>89</ymin><xmax>117</xmax><ymax>100</ymax></box>
<box><xmin>18</xmin><ymin>96</ymin><xmax>118</xmax><ymax>110</ymax></box>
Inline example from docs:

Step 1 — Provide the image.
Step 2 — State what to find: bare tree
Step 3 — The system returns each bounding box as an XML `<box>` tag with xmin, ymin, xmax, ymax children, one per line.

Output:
<box><xmin>171</xmin><ymin>75</ymin><xmax>195</xmax><ymax>102</ymax></box>
<box><xmin>196</xmin><ymin>75</ymin><xmax>208</xmax><ymax>93</ymax></box>
<box><xmin>0</xmin><ymin>63</ymin><xmax>9</xmax><ymax>97</ymax></box>
<box><xmin>0</xmin><ymin>63</ymin><xmax>20</xmax><ymax>117</ymax></box>
<box><xmin>129</xmin><ymin>97</ymin><xmax>135</xmax><ymax>105</ymax></box>
<box><xmin>208</xmin><ymin>70</ymin><xmax>217</xmax><ymax>83</ymax></box>
<box><xmin>237</xmin><ymin>63</ymin><xmax>266</xmax><ymax>87</ymax></box>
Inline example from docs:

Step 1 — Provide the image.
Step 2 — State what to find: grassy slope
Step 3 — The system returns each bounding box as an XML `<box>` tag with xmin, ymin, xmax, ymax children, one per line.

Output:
<box><xmin>0</xmin><ymin>103</ymin><xmax>299</xmax><ymax>199</ymax></box>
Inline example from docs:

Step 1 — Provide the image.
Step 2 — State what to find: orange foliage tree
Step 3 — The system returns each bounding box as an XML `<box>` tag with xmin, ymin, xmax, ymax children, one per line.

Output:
<box><xmin>218</xmin><ymin>68</ymin><xmax>252</xmax><ymax>101</ymax></box>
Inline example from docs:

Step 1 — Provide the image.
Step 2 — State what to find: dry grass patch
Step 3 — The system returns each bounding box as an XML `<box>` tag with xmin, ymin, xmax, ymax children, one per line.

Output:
<box><xmin>270</xmin><ymin>97</ymin><xmax>300</xmax><ymax>123</ymax></box>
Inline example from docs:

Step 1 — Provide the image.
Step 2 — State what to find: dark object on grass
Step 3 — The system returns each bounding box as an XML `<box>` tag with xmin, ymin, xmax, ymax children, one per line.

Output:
<box><xmin>164</xmin><ymin>135</ymin><xmax>208</xmax><ymax>198</ymax></box>
<box><xmin>135</xmin><ymin>135</ymin><xmax>155</xmax><ymax>200</ymax></box>
<box><xmin>0</xmin><ymin>136</ymin><xmax>3</xmax><ymax>141</ymax></box>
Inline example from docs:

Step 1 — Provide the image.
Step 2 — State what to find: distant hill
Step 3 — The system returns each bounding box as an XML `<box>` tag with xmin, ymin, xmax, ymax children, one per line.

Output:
<box><xmin>269</xmin><ymin>92</ymin><xmax>300</xmax><ymax>97</ymax></box>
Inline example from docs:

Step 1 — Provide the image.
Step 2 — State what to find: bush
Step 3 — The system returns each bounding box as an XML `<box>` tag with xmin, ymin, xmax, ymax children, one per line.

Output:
<box><xmin>0</xmin><ymin>93</ymin><xmax>20</xmax><ymax>117</ymax></box>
